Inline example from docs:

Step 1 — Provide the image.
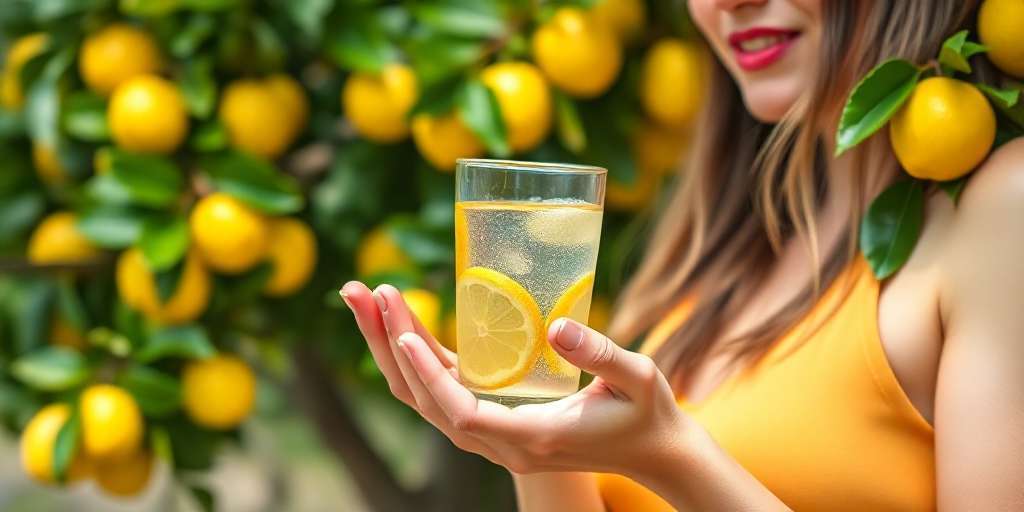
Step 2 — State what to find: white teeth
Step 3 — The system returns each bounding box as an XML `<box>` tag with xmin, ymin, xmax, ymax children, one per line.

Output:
<box><xmin>739</xmin><ymin>35</ymin><xmax>786</xmax><ymax>52</ymax></box>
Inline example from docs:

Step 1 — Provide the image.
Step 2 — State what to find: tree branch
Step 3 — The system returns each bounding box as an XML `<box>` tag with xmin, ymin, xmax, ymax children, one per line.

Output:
<box><xmin>290</xmin><ymin>344</ymin><xmax>419</xmax><ymax>512</ymax></box>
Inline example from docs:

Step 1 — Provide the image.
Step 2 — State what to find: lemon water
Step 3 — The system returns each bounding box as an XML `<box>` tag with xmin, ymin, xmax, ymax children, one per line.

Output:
<box><xmin>456</xmin><ymin>200</ymin><xmax>603</xmax><ymax>405</ymax></box>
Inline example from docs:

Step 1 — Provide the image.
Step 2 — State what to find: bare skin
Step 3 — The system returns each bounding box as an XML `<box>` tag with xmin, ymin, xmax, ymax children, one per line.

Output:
<box><xmin>342</xmin><ymin>0</ymin><xmax>1024</xmax><ymax>508</ymax></box>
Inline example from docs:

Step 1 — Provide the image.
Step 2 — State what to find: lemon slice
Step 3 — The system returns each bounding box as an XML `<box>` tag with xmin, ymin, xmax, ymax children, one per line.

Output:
<box><xmin>543</xmin><ymin>272</ymin><xmax>595</xmax><ymax>376</ymax></box>
<box><xmin>454</xmin><ymin>203</ymin><xmax>469</xmax><ymax>277</ymax></box>
<box><xmin>456</xmin><ymin>267</ymin><xmax>544</xmax><ymax>389</ymax></box>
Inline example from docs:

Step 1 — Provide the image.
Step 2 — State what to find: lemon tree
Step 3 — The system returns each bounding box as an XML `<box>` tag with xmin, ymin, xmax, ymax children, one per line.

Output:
<box><xmin>0</xmin><ymin>1</ymin><xmax>707</xmax><ymax>510</ymax></box>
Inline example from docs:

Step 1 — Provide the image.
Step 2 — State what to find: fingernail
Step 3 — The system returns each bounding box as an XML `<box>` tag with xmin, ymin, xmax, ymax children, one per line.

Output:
<box><xmin>554</xmin><ymin>319</ymin><xmax>584</xmax><ymax>351</ymax></box>
<box><xmin>338</xmin><ymin>289</ymin><xmax>352</xmax><ymax>308</ymax></box>
<box><xmin>372</xmin><ymin>288</ymin><xmax>388</xmax><ymax>313</ymax></box>
<box><xmin>397</xmin><ymin>333</ymin><xmax>416</xmax><ymax>356</ymax></box>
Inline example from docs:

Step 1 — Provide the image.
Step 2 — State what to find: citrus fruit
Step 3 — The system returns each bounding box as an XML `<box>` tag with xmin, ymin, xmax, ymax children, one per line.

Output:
<box><xmin>50</xmin><ymin>315</ymin><xmax>87</xmax><ymax>350</ymax></box>
<box><xmin>219</xmin><ymin>78</ymin><xmax>295</xmax><ymax>159</ymax></box>
<box><xmin>543</xmin><ymin>272</ymin><xmax>594</xmax><ymax>376</ymax></box>
<box><xmin>454</xmin><ymin>202</ymin><xmax>469</xmax><ymax>277</ymax></box>
<box><xmin>1</xmin><ymin>33</ymin><xmax>47</xmax><ymax>109</ymax></box>
<box><xmin>343</xmin><ymin>64</ymin><xmax>418</xmax><ymax>143</ymax></box>
<box><xmin>32</xmin><ymin>142</ymin><xmax>67</xmax><ymax>185</ymax></box>
<box><xmin>182</xmin><ymin>355</ymin><xmax>257</xmax><ymax>429</ymax></box>
<box><xmin>411</xmin><ymin>112</ymin><xmax>485</xmax><ymax>172</ymax></box>
<box><xmin>889</xmin><ymin>77</ymin><xmax>996</xmax><ymax>181</ymax></box>
<box><xmin>355</xmin><ymin>226</ymin><xmax>414</xmax><ymax>277</ymax></box>
<box><xmin>80</xmin><ymin>384</ymin><xmax>143</xmax><ymax>461</ymax></box>
<box><xmin>116</xmin><ymin>248</ymin><xmax>211</xmax><ymax>325</ymax></box>
<box><xmin>79</xmin><ymin>23</ymin><xmax>162</xmax><ymax>96</ymax></box>
<box><xmin>190</xmin><ymin>193</ymin><xmax>270</xmax><ymax>274</ymax></box>
<box><xmin>587</xmin><ymin>295</ymin><xmax>612</xmax><ymax>334</ymax></box>
<box><xmin>108</xmin><ymin>74</ymin><xmax>189</xmax><ymax>154</ymax></box>
<box><xmin>20</xmin><ymin>403</ymin><xmax>91</xmax><ymax>485</ymax></box>
<box><xmin>264</xmin><ymin>73</ymin><xmax>309</xmax><ymax>142</ymax></box>
<box><xmin>95</xmin><ymin>449</ymin><xmax>152</xmax><ymax>497</ymax></box>
<box><xmin>633</xmin><ymin>121</ymin><xmax>690</xmax><ymax>175</ymax></box>
<box><xmin>532</xmin><ymin>7</ymin><xmax>622</xmax><ymax>98</ymax></box>
<box><xmin>590</xmin><ymin>0</ymin><xmax>646</xmax><ymax>43</ymax></box>
<box><xmin>480</xmin><ymin>62</ymin><xmax>552</xmax><ymax>153</ymax></box>
<box><xmin>979</xmin><ymin>0</ymin><xmax>1024</xmax><ymax>78</ymax></box>
<box><xmin>456</xmin><ymin>267</ymin><xmax>544</xmax><ymax>389</ymax></box>
<box><xmin>27</xmin><ymin>212</ymin><xmax>102</xmax><ymax>265</ymax></box>
<box><xmin>606</xmin><ymin>164</ymin><xmax>660</xmax><ymax>211</ymax></box>
<box><xmin>641</xmin><ymin>39</ymin><xmax>704</xmax><ymax>127</ymax></box>
<box><xmin>402</xmin><ymin>288</ymin><xmax>441</xmax><ymax>340</ymax></box>
<box><xmin>263</xmin><ymin>217</ymin><xmax>317</xmax><ymax>297</ymax></box>
<box><xmin>442</xmin><ymin>310</ymin><xmax>458</xmax><ymax>352</ymax></box>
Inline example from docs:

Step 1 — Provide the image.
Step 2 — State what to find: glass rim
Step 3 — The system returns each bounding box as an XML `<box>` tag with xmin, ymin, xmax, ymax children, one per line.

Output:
<box><xmin>456</xmin><ymin>158</ymin><xmax>607</xmax><ymax>176</ymax></box>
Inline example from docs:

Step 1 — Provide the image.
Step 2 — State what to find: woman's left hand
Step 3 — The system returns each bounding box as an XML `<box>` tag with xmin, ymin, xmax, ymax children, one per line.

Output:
<box><xmin>340</xmin><ymin>280</ymin><xmax>692</xmax><ymax>478</ymax></box>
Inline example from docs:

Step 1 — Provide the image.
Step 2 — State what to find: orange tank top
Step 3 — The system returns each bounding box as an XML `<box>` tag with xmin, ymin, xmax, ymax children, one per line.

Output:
<box><xmin>596</xmin><ymin>257</ymin><xmax>935</xmax><ymax>511</ymax></box>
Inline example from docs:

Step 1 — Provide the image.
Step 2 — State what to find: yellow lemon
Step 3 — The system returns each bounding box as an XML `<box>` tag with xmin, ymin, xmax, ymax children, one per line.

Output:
<box><xmin>50</xmin><ymin>315</ymin><xmax>87</xmax><ymax>350</ymax></box>
<box><xmin>641</xmin><ymin>39</ymin><xmax>704</xmax><ymax>127</ymax></box>
<box><xmin>95</xmin><ymin>449</ymin><xmax>152</xmax><ymax>497</ymax></box>
<box><xmin>442</xmin><ymin>310</ymin><xmax>458</xmax><ymax>352</ymax></box>
<box><xmin>27</xmin><ymin>212</ymin><xmax>102</xmax><ymax>265</ymax></box>
<box><xmin>590</xmin><ymin>0</ymin><xmax>646</xmax><ymax>43</ymax></box>
<box><xmin>1</xmin><ymin>33</ymin><xmax>47</xmax><ymax>109</ymax></box>
<box><xmin>532</xmin><ymin>7</ymin><xmax>622</xmax><ymax>98</ymax></box>
<box><xmin>20</xmin><ymin>403</ymin><xmax>91</xmax><ymax>485</ymax></box>
<box><xmin>182</xmin><ymin>355</ymin><xmax>256</xmax><ymax>429</ymax></box>
<box><xmin>543</xmin><ymin>272</ymin><xmax>594</xmax><ymax>376</ymax></box>
<box><xmin>219</xmin><ymin>78</ymin><xmax>295</xmax><ymax>159</ymax></box>
<box><xmin>80</xmin><ymin>384</ymin><xmax>144</xmax><ymax>462</ymax></box>
<box><xmin>456</xmin><ymin>267</ymin><xmax>544</xmax><ymax>389</ymax></box>
<box><xmin>633</xmin><ymin>121</ymin><xmax>690</xmax><ymax>175</ymax></box>
<box><xmin>979</xmin><ymin>0</ymin><xmax>1024</xmax><ymax>78</ymax></box>
<box><xmin>264</xmin><ymin>73</ymin><xmax>309</xmax><ymax>141</ymax></box>
<box><xmin>411</xmin><ymin>112</ymin><xmax>485</xmax><ymax>172</ymax></box>
<box><xmin>79</xmin><ymin>23</ymin><xmax>162</xmax><ymax>96</ymax></box>
<box><xmin>480</xmin><ymin>62</ymin><xmax>552</xmax><ymax>153</ymax></box>
<box><xmin>263</xmin><ymin>217</ymin><xmax>318</xmax><ymax>297</ymax></box>
<box><xmin>32</xmin><ymin>142</ymin><xmax>68</xmax><ymax>185</ymax></box>
<box><xmin>606</xmin><ymin>164</ymin><xmax>661</xmax><ymax>212</ymax></box>
<box><xmin>402</xmin><ymin>288</ymin><xmax>441</xmax><ymax>340</ymax></box>
<box><xmin>190</xmin><ymin>193</ymin><xmax>270</xmax><ymax>274</ymax></box>
<box><xmin>116</xmin><ymin>248</ymin><xmax>211</xmax><ymax>325</ymax></box>
<box><xmin>355</xmin><ymin>226</ymin><xmax>414</xmax><ymax>277</ymax></box>
<box><xmin>343</xmin><ymin>64</ymin><xmax>418</xmax><ymax>143</ymax></box>
<box><xmin>108</xmin><ymin>74</ymin><xmax>189</xmax><ymax>154</ymax></box>
<box><xmin>889</xmin><ymin>77</ymin><xmax>996</xmax><ymax>181</ymax></box>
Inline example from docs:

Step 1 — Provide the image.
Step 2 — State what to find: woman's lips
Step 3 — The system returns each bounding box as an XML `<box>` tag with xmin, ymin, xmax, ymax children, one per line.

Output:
<box><xmin>728</xmin><ymin>28</ymin><xmax>800</xmax><ymax>71</ymax></box>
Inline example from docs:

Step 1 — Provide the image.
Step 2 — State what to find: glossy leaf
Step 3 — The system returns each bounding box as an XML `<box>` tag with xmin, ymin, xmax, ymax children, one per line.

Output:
<box><xmin>978</xmin><ymin>84</ymin><xmax>1024</xmax><ymax>129</ymax></box>
<box><xmin>554</xmin><ymin>91</ymin><xmax>586</xmax><ymax>153</ymax></box>
<box><xmin>412</xmin><ymin>2</ymin><xmax>506</xmax><ymax>38</ymax></box>
<box><xmin>202</xmin><ymin>151</ymin><xmax>304</xmax><ymax>214</ymax></box>
<box><xmin>835</xmin><ymin>59</ymin><xmax>921</xmax><ymax>156</ymax></box>
<box><xmin>61</xmin><ymin>91</ymin><xmax>109</xmax><ymax>142</ymax></box>
<box><xmin>11</xmin><ymin>347</ymin><xmax>91</xmax><ymax>392</ymax></box>
<box><xmin>938</xmin><ymin>30</ymin><xmax>986</xmax><ymax>75</ymax></box>
<box><xmin>139</xmin><ymin>215</ymin><xmax>189</xmax><ymax>272</ymax></box>
<box><xmin>52</xmin><ymin>405</ymin><xmax>80</xmax><ymax>483</ymax></box>
<box><xmin>860</xmin><ymin>180</ymin><xmax>924</xmax><ymax>279</ymax></box>
<box><xmin>77</xmin><ymin>206</ymin><xmax>146</xmax><ymax>248</ymax></box>
<box><xmin>154</xmin><ymin>257</ymin><xmax>185</xmax><ymax>303</ymax></box>
<box><xmin>116</xmin><ymin>365</ymin><xmax>182</xmax><ymax>417</ymax></box>
<box><xmin>137</xmin><ymin>325</ymin><xmax>216</xmax><ymax>363</ymax></box>
<box><xmin>179</xmin><ymin>57</ymin><xmax>217</xmax><ymax>118</ymax></box>
<box><xmin>109</xmin><ymin>150</ymin><xmax>184</xmax><ymax>208</ymax></box>
<box><xmin>457</xmin><ymin>78</ymin><xmax>509</xmax><ymax>157</ymax></box>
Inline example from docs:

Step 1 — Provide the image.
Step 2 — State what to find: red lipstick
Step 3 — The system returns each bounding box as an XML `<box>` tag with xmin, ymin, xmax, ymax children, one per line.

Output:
<box><xmin>728</xmin><ymin>27</ymin><xmax>800</xmax><ymax>71</ymax></box>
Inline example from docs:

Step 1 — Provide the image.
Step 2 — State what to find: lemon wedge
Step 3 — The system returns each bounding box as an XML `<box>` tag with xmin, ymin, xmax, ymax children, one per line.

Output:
<box><xmin>456</xmin><ymin>267</ymin><xmax>544</xmax><ymax>389</ymax></box>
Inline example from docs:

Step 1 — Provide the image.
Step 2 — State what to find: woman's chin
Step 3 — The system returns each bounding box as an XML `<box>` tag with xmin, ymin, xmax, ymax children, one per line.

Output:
<box><xmin>741</xmin><ymin>87</ymin><xmax>802</xmax><ymax>124</ymax></box>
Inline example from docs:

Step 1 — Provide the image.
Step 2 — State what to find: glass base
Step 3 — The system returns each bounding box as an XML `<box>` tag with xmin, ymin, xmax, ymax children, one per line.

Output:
<box><xmin>473</xmin><ymin>392</ymin><xmax>566</xmax><ymax>407</ymax></box>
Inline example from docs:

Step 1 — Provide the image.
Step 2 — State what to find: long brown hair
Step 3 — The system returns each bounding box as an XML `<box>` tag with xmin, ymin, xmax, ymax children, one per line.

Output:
<box><xmin>610</xmin><ymin>2</ymin><xmax>985</xmax><ymax>386</ymax></box>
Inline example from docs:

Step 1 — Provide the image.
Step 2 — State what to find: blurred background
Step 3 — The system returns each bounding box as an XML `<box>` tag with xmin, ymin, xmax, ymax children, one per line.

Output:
<box><xmin>0</xmin><ymin>0</ymin><xmax>704</xmax><ymax>510</ymax></box>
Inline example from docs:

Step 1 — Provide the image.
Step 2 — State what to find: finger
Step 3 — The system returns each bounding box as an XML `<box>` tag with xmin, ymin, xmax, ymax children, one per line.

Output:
<box><xmin>408</xmin><ymin>303</ymin><xmax>457</xmax><ymax>368</ymax></box>
<box><xmin>375</xmin><ymin>284</ymin><xmax>456</xmax><ymax>368</ymax></box>
<box><xmin>397</xmin><ymin>331</ymin><xmax>532</xmax><ymax>442</ymax></box>
<box><xmin>340</xmin><ymin>281</ymin><xmax>414</xmax><ymax>406</ymax></box>
<box><xmin>373</xmin><ymin>285</ymin><xmax>446</xmax><ymax>412</ymax></box>
<box><xmin>548</xmin><ymin>319</ymin><xmax>663</xmax><ymax>402</ymax></box>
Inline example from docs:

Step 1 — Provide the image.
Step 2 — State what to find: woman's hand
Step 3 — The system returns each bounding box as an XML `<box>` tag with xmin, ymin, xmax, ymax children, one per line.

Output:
<box><xmin>340</xmin><ymin>280</ymin><xmax>692</xmax><ymax>479</ymax></box>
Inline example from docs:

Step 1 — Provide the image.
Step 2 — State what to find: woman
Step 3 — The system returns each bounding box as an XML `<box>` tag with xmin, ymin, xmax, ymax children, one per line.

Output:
<box><xmin>341</xmin><ymin>0</ymin><xmax>1024</xmax><ymax>509</ymax></box>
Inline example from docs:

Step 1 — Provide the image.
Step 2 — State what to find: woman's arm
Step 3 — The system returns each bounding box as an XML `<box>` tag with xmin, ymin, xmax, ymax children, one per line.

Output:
<box><xmin>936</xmin><ymin>139</ymin><xmax>1024</xmax><ymax>509</ymax></box>
<box><xmin>513</xmin><ymin>473</ymin><xmax>605</xmax><ymax>512</ymax></box>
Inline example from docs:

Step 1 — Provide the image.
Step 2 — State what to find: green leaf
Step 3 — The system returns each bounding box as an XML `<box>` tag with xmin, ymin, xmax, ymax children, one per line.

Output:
<box><xmin>25</xmin><ymin>47</ymin><xmax>75</xmax><ymax>147</ymax></box>
<box><xmin>938</xmin><ymin>30</ymin><xmax>980</xmax><ymax>74</ymax></box>
<box><xmin>137</xmin><ymin>325</ymin><xmax>216</xmax><ymax>362</ymax></box>
<box><xmin>61</xmin><ymin>91</ymin><xmax>109</xmax><ymax>142</ymax></box>
<box><xmin>0</xmin><ymin>193</ymin><xmax>45</xmax><ymax>241</ymax></box>
<box><xmin>408</xmin><ymin>75</ymin><xmax>461</xmax><ymax>118</ymax></box>
<box><xmin>179</xmin><ymin>57</ymin><xmax>217</xmax><ymax>118</ymax></box>
<box><xmin>272</xmin><ymin>0</ymin><xmax>334</xmax><ymax>40</ymax></box>
<box><xmin>84</xmin><ymin>174</ymin><xmax>134</xmax><ymax>205</ymax></box>
<box><xmin>139</xmin><ymin>215</ymin><xmax>189</xmax><ymax>272</ymax></box>
<box><xmin>11</xmin><ymin>347</ymin><xmax>91</xmax><ymax>392</ymax></box>
<box><xmin>189</xmin><ymin>119</ymin><xmax>229</xmax><ymax>152</ymax></box>
<box><xmin>939</xmin><ymin>177</ymin><xmax>968</xmax><ymax>205</ymax></box>
<box><xmin>52</xmin><ymin>405</ymin><xmax>80</xmax><ymax>483</ymax></box>
<box><xmin>412</xmin><ymin>2</ymin><xmax>507</xmax><ymax>38</ymax></box>
<box><xmin>170</xmin><ymin>12</ymin><xmax>216</xmax><ymax>58</ymax></box>
<box><xmin>835</xmin><ymin>59</ymin><xmax>921</xmax><ymax>156</ymax></box>
<box><xmin>325</xmin><ymin>15</ymin><xmax>399</xmax><ymax>73</ymax></box>
<box><xmin>860</xmin><ymin>180</ymin><xmax>924</xmax><ymax>279</ymax></box>
<box><xmin>554</xmin><ymin>92</ymin><xmax>586</xmax><ymax>153</ymax></box>
<box><xmin>978</xmin><ymin>84</ymin><xmax>1024</xmax><ymax>129</ymax></box>
<box><xmin>116</xmin><ymin>365</ymin><xmax>181</xmax><ymax>417</ymax></box>
<box><xmin>190</xmin><ymin>485</ymin><xmax>215</xmax><ymax>512</ymax></box>
<box><xmin>154</xmin><ymin>257</ymin><xmax>185</xmax><ymax>303</ymax></box>
<box><xmin>202</xmin><ymin>151</ymin><xmax>304</xmax><ymax>214</ymax></box>
<box><xmin>164</xmin><ymin>415</ymin><xmax>223</xmax><ymax>470</ymax></box>
<box><xmin>457</xmin><ymin>78</ymin><xmax>509</xmax><ymax>157</ymax></box>
<box><xmin>109</xmin><ymin>150</ymin><xmax>183</xmax><ymax>208</ymax></box>
<box><xmin>77</xmin><ymin>206</ymin><xmax>146</xmax><ymax>248</ymax></box>
<box><xmin>406</xmin><ymin>35</ymin><xmax>485</xmax><ymax>86</ymax></box>
<box><xmin>388</xmin><ymin>218</ymin><xmax>452</xmax><ymax>266</ymax></box>
<box><xmin>55</xmin><ymin>279</ymin><xmax>88</xmax><ymax>334</ymax></box>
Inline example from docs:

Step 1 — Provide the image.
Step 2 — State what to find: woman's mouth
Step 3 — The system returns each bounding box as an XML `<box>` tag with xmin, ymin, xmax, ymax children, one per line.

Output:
<box><xmin>728</xmin><ymin>28</ymin><xmax>801</xmax><ymax>72</ymax></box>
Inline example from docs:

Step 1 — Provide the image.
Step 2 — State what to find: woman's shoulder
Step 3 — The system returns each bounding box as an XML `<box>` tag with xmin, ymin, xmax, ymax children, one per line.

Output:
<box><xmin>958</xmin><ymin>137</ymin><xmax>1024</xmax><ymax>211</ymax></box>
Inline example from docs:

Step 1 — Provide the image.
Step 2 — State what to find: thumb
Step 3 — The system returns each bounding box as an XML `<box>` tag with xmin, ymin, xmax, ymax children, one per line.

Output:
<box><xmin>548</xmin><ymin>318</ymin><xmax>661</xmax><ymax>401</ymax></box>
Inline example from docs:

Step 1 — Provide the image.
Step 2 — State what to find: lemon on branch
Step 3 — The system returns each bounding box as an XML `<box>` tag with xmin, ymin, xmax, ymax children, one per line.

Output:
<box><xmin>116</xmin><ymin>248</ymin><xmax>211</xmax><ymax>325</ymax></box>
<box><xmin>80</xmin><ymin>384</ymin><xmax>144</xmax><ymax>462</ymax></box>
<box><xmin>411</xmin><ymin>112</ymin><xmax>485</xmax><ymax>172</ymax></box>
<box><xmin>979</xmin><ymin>0</ymin><xmax>1024</xmax><ymax>78</ymax></box>
<box><xmin>20</xmin><ymin>404</ymin><xmax>91</xmax><ymax>485</ymax></box>
<box><xmin>27</xmin><ymin>212</ymin><xmax>102</xmax><ymax>265</ymax></box>
<box><xmin>190</xmin><ymin>193</ymin><xmax>270</xmax><ymax>274</ymax></box>
<box><xmin>343</xmin><ymin>64</ymin><xmax>418</xmax><ymax>144</ymax></box>
<box><xmin>95</xmin><ymin>449</ymin><xmax>153</xmax><ymax>497</ymax></box>
<box><xmin>356</xmin><ymin>226</ymin><xmax>414</xmax><ymax>277</ymax></box>
<box><xmin>590</xmin><ymin>0</ymin><xmax>646</xmax><ymax>44</ymax></box>
<box><xmin>182</xmin><ymin>355</ymin><xmax>256</xmax><ymax>430</ymax></box>
<box><xmin>219</xmin><ymin>78</ymin><xmax>297</xmax><ymax>159</ymax></box>
<box><xmin>1</xmin><ymin>33</ymin><xmax>47</xmax><ymax>109</ymax></box>
<box><xmin>265</xmin><ymin>73</ymin><xmax>310</xmax><ymax>143</ymax></box>
<box><xmin>402</xmin><ymin>288</ymin><xmax>441</xmax><ymax>341</ymax></box>
<box><xmin>31</xmin><ymin>142</ymin><xmax>69</xmax><ymax>185</ymax></box>
<box><xmin>79</xmin><ymin>23</ymin><xmax>163</xmax><ymax>96</ymax></box>
<box><xmin>480</xmin><ymin>62</ymin><xmax>552</xmax><ymax>153</ymax></box>
<box><xmin>108</xmin><ymin>74</ymin><xmax>189</xmax><ymax>154</ymax></box>
<box><xmin>641</xmin><ymin>39</ymin><xmax>704</xmax><ymax>127</ymax></box>
<box><xmin>532</xmin><ymin>8</ymin><xmax>622</xmax><ymax>99</ymax></box>
<box><xmin>263</xmin><ymin>217</ymin><xmax>318</xmax><ymax>297</ymax></box>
